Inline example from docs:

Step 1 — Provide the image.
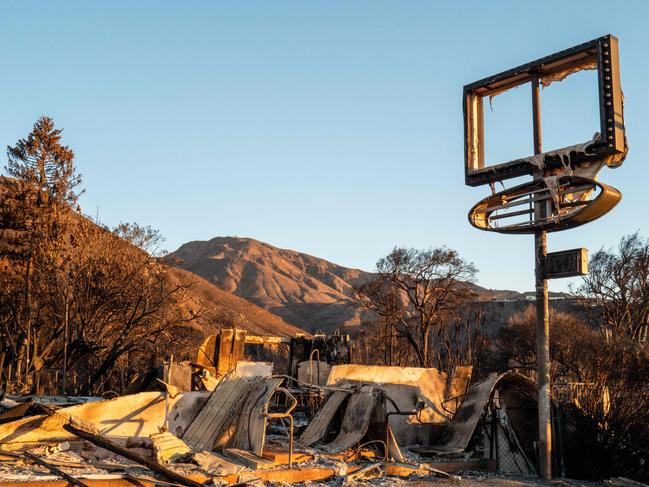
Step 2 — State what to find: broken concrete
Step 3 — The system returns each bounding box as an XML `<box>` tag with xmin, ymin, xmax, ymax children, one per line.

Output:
<box><xmin>235</xmin><ymin>361</ymin><xmax>273</xmax><ymax>378</ymax></box>
<box><xmin>150</xmin><ymin>431</ymin><xmax>192</xmax><ymax>464</ymax></box>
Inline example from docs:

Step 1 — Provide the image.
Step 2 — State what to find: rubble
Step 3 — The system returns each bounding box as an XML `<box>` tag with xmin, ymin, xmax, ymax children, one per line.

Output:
<box><xmin>0</xmin><ymin>329</ymin><xmax>556</xmax><ymax>485</ymax></box>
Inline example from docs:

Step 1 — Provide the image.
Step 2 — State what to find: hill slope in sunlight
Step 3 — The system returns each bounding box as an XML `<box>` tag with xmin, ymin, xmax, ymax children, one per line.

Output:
<box><xmin>168</xmin><ymin>237</ymin><xmax>374</xmax><ymax>333</ymax></box>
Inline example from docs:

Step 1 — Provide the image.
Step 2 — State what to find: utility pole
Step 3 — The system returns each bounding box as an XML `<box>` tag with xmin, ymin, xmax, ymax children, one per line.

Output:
<box><xmin>532</xmin><ymin>74</ymin><xmax>552</xmax><ymax>480</ymax></box>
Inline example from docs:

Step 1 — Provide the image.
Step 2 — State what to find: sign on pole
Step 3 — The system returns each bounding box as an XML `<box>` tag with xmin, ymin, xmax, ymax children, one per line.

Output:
<box><xmin>545</xmin><ymin>248</ymin><xmax>588</xmax><ymax>279</ymax></box>
<box><xmin>463</xmin><ymin>34</ymin><xmax>627</xmax><ymax>480</ymax></box>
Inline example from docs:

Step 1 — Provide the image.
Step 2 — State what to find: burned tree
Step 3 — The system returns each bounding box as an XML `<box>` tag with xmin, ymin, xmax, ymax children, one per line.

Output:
<box><xmin>356</xmin><ymin>246</ymin><xmax>478</xmax><ymax>370</ymax></box>
<box><xmin>574</xmin><ymin>232</ymin><xmax>649</xmax><ymax>342</ymax></box>
<box><xmin>1</xmin><ymin>116</ymin><xmax>82</xmax><ymax>386</ymax></box>
<box><xmin>499</xmin><ymin>305</ymin><xmax>649</xmax><ymax>478</ymax></box>
<box><xmin>77</xmin><ymin>225</ymin><xmax>196</xmax><ymax>393</ymax></box>
<box><xmin>1</xmin><ymin>117</ymin><xmax>198</xmax><ymax>394</ymax></box>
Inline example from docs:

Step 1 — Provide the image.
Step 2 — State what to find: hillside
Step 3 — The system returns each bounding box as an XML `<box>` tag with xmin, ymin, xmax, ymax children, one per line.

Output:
<box><xmin>168</xmin><ymin>236</ymin><xmax>577</xmax><ymax>334</ymax></box>
<box><xmin>168</xmin><ymin>237</ymin><xmax>374</xmax><ymax>333</ymax></box>
<box><xmin>0</xmin><ymin>177</ymin><xmax>303</xmax><ymax>339</ymax></box>
<box><xmin>164</xmin><ymin>266</ymin><xmax>306</xmax><ymax>337</ymax></box>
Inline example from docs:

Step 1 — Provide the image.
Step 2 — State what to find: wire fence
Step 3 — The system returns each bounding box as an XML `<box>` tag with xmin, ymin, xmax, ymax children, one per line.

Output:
<box><xmin>556</xmin><ymin>406</ymin><xmax>649</xmax><ymax>483</ymax></box>
<box><xmin>481</xmin><ymin>391</ymin><xmax>649</xmax><ymax>483</ymax></box>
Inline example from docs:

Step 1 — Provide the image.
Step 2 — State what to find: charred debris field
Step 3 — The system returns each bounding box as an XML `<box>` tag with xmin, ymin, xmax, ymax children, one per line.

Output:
<box><xmin>0</xmin><ymin>119</ymin><xmax>647</xmax><ymax>486</ymax></box>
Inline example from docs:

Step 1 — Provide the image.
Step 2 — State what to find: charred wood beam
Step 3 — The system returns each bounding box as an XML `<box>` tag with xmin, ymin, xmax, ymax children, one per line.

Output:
<box><xmin>62</xmin><ymin>420</ymin><xmax>204</xmax><ymax>487</ymax></box>
<box><xmin>23</xmin><ymin>451</ymin><xmax>89</xmax><ymax>487</ymax></box>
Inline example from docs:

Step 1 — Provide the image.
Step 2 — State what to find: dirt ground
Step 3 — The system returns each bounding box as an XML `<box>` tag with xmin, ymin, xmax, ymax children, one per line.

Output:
<box><xmin>338</xmin><ymin>474</ymin><xmax>605</xmax><ymax>487</ymax></box>
<box><xmin>383</xmin><ymin>480</ymin><xmax>600</xmax><ymax>486</ymax></box>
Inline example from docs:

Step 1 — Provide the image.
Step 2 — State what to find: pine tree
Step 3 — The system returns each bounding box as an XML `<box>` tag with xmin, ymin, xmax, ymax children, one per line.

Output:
<box><xmin>3</xmin><ymin>116</ymin><xmax>82</xmax><ymax>387</ymax></box>
<box><xmin>6</xmin><ymin>116</ymin><xmax>81</xmax><ymax>208</ymax></box>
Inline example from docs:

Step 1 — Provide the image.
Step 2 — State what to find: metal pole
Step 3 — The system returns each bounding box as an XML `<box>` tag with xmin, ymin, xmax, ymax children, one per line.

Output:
<box><xmin>164</xmin><ymin>354</ymin><xmax>173</xmax><ymax>431</ymax></box>
<box><xmin>532</xmin><ymin>75</ymin><xmax>552</xmax><ymax>480</ymax></box>
<box><xmin>62</xmin><ymin>295</ymin><xmax>68</xmax><ymax>395</ymax></box>
<box><xmin>389</xmin><ymin>322</ymin><xmax>394</xmax><ymax>366</ymax></box>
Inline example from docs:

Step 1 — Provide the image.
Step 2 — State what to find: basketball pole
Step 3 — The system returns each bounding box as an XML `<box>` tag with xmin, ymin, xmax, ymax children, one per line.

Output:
<box><xmin>532</xmin><ymin>74</ymin><xmax>552</xmax><ymax>480</ymax></box>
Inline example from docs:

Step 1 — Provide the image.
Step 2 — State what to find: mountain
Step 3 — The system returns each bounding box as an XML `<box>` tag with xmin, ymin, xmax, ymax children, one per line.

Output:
<box><xmin>168</xmin><ymin>237</ymin><xmax>374</xmax><ymax>333</ymax></box>
<box><xmin>168</xmin><ymin>236</ymin><xmax>578</xmax><ymax>334</ymax></box>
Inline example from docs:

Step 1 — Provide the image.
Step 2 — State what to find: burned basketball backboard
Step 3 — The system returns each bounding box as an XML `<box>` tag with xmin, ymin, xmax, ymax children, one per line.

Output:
<box><xmin>464</xmin><ymin>34</ymin><xmax>626</xmax><ymax>187</ymax></box>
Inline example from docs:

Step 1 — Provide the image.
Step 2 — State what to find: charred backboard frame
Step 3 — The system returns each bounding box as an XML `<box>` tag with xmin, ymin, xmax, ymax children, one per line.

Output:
<box><xmin>464</xmin><ymin>34</ymin><xmax>625</xmax><ymax>187</ymax></box>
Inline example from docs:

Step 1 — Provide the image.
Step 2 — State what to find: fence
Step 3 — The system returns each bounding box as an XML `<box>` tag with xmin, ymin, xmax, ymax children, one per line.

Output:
<box><xmin>479</xmin><ymin>384</ymin><xmax>649</xmax><ymax>483</ymax></box>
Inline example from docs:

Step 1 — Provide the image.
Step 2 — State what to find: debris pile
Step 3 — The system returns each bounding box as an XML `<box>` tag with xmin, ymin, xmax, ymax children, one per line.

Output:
<box><xmin>0</xmin><ymin>329</ymin><xmax>538</xmax><ymax>485</ymax></box>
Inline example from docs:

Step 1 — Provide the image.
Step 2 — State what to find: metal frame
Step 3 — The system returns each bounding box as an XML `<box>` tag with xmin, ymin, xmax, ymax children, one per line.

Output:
<box><xmin>464</xmin><ymin>34</ymin><xmax>625</xmax><ymax>187</ymax></box>
<box><xmin>468</xmin><ymin>175</ymin><xmax>622</xmax><ymax>234</ymax></box>
<box><xmin>263</xmin><ymin>387</ymin><xmax>297</xmax><ymax>469</ymax></box>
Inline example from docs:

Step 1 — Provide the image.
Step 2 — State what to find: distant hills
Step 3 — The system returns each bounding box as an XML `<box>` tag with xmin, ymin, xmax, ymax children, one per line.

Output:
<box><xmin>167</xmin><ymin>236</ymin><xmax>576</xmax><ymax>333</ymax></box>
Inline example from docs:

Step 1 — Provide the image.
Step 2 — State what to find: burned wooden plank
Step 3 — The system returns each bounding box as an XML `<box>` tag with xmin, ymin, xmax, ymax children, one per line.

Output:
<box><xmin>384</xmin><ymin>462</ymin><xmax>420</xmax><ymax>478</ymax></box>
<box><xmin>62</xmin><ymin>420</ymin><xmax>204</xmax><ymax>487</ymax></box>
<box><xmin>23</xmin><ymin>451</ymin><xmax>89</xmax><ymax>487</ymax></box>
<box><xmin>215</xmin><ymin>329</ymin><xmax>235</xmax><ymax>376</ymax></box>
<box><xmin>346</xmin><ymin>461</ymin><xmax>384</xmax><ymax>481</ymax></box>
<box><xmin>222</xmin><ymin>448</ymin><xmax>275</xmax><ymax>470</ymax></box>
<box><xmin>215</xmin><ymin>329</ymin><xmax>247</xmax><ymax>376</ymax></box>
<box><xmin>196</xmin><ymin>335</ymin><xmax>217</xmax><ymax>373</ymax></box>
<box><xmin>182</xmin><ymin>373</ymin><xmax>252</xmax><ymax>451</ymax></box>
<box><xmin>244</xmin><ymin>335</ymin><xmax>290</xmax><ymax>346</ymax></box>
<box><xmin>0</xmin><ymin>402</ymin><xmax>32</xmax><ymax>425</ymax></box>
<box><xmin>299</xmin><ymin>390</ymin><xmax>349</xmax><ymax>447</ymax></box>
<box><xmin>229</xmin><ymin>377</ymin><xmax>283</xmax><ymax>455</ymax></box>
<box><xmin>321</xmin><ymin>386</ymin><xmax>378</xmax><ymax>453</ymax></box>
<box><xmin>233</xmin><ymin>466</ymin><xmax>339</xmax><ymax>485</ymax></box>
<box><xmin>0</xmin><ymin>448</ymin><xmax>20</xmax><ymax>459</ymax></box>
<box><xmin>260</xmin><ymin>450</ymin><xmax>312</xmax><ymax>465</ymax></box>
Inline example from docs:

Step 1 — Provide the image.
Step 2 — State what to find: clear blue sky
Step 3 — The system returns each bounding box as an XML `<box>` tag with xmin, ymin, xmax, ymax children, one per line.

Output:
<box><xmin>1</xmin><ymin>1</ymin><xmax>647</xmax><ymax>292</ymax></box>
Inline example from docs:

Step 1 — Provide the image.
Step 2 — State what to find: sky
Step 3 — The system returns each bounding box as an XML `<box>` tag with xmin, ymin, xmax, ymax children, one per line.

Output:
<box><xmin>1</xmin><ymin>1</ymin><xmax>647</xmax><ymax>292</ymax></box>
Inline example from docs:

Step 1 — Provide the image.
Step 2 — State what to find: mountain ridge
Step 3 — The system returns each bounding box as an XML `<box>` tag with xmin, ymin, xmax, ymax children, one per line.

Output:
<box><xmin>167</xmin><ymin>236</ymin><xmax>574</xmax><ymax>333</ymax></box>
